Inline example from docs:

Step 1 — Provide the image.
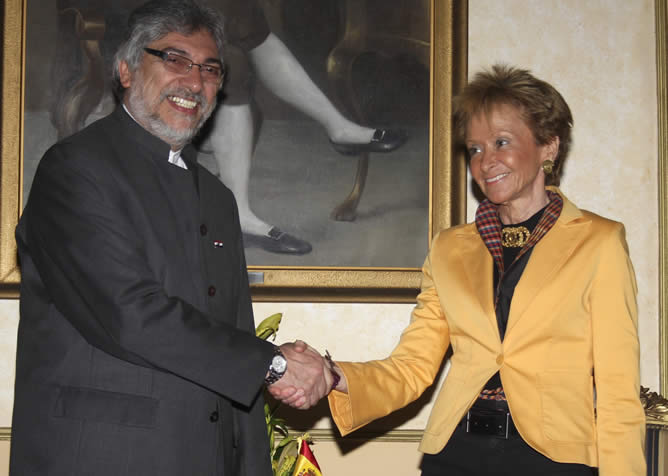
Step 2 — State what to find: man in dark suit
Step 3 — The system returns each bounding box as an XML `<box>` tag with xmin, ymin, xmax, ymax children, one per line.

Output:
<box><xmin>10</xmin><ymin>1</ymin><xmax>331</xmax><ymax>474</ymax></box>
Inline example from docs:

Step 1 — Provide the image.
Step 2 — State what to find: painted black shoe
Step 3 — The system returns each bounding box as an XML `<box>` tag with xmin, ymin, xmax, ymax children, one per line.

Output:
<box><xmin>329</xmin><ymin>128</ymin><xmax>408</xmax><ymax>156</ymax></box>
<box><xmin>243</xmin><ymin>227</ymin><xmax>313</xmax><ymax>255</ymax></box>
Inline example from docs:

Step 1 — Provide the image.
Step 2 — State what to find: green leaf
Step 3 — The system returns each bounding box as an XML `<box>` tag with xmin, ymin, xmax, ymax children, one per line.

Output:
<box><xmin>275</xmin><ymin>434</ymin><xmax>297</xmax><ymax>451</ymax></box>
<box><xmin>276</xmin><ymin>455</ymin><xmax>296</xmax><ymax>476</ymax></box>
<box><xmin>255</xmin><ymin>313</ymin><xmax>283</xmax><ymax>341</ymax></box>
<box><xmin>275</xmin><ymin>439</ymin><xmax>299</xmax><ymax>476</ymax></box>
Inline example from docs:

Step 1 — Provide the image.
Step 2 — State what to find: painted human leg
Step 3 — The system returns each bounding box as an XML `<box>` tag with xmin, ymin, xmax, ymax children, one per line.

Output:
<box><xmin>209</xmin><ymin>103</ymin><xmax>312</xmax><ymax>255</ymax></box>
<box><xmin>249</xmin><ymin>33</ymin><xmax>406</xmax><ymax>154</ymax></box>
<box><xmin>209</xmin><ymin>104</ymin><xmax>266</xmax><ymax>236</ymax></box>
<box><xmin>208</xmin><ymin>31</ymin><xmax>405</xmax><ymax>255</ymax></box>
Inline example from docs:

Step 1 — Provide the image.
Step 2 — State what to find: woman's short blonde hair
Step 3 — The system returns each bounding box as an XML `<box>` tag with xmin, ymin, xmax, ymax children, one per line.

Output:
<box><xmin>453</xmin><ymin>64</ymin><xmax>573</xmax><ymax>185</ymax></box>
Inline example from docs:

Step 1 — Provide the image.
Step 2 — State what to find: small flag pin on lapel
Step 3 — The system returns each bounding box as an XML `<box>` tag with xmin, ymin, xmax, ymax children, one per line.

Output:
<box><xmin>213</xmin><ymin>240</ymin><xmax>224</xmax><ymax>248</ymax></box>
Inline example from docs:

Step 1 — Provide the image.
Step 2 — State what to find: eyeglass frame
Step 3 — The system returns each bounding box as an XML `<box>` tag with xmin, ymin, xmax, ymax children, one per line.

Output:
<box><xmin>143</xmin><ymin>47</ymin><xmax>225</xmax><ymax>84</ymax></box>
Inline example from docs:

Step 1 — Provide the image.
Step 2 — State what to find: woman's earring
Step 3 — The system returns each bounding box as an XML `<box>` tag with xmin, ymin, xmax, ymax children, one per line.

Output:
<box><xmin>542</xmin><ymin>159</ymin><xmax>554</xmax><ymax>175</ymax></box>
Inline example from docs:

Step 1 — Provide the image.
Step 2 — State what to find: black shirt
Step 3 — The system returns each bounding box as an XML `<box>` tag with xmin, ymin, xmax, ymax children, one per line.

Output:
<box><xmin>482</xmin><ymin>205</ymin><xmax>548</xmax><ymax>403</ymax></box>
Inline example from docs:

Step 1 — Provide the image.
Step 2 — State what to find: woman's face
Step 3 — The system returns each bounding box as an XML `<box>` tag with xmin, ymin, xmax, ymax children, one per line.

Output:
<box><xmin>467</xmin><ymin>104</ymin><xmax>557</xmax><ymax>222</ymax></box>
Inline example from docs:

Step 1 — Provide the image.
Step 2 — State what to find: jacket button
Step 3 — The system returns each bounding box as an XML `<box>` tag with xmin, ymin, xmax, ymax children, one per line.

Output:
<box><xmin>209</xmin><ymin>411</ymin><xmax>219</xmax><ymax>422</ymax></box>
<box><xmin>496</xmin><ymin>354</ymin><xmax>504</xmax><ymax>365</ymax></box>
<box><xmin>208</xmin><ymin>286</ymin><xmax>216</xmax><ymax>296</ymax></box>
<box><xmin>200</xmin><ymin>224</ymin><xmax>208</xmax><ymax>236</ymax></box>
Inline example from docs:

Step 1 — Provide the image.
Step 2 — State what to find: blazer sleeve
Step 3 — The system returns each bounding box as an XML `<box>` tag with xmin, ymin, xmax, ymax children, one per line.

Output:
<box><xmin>328</xmin><ymin>249</ymin><xmax>450</xmax><ymax>435</ymax></box>
<box><xmin>589</xmin><ymin>222</ymin><xmax>646</xmax><ymax>476</ymax></box>
<box><xmin>19</xmin><ymin>144</ymin><xmax>274</xmax><ymax>407</ymax></box>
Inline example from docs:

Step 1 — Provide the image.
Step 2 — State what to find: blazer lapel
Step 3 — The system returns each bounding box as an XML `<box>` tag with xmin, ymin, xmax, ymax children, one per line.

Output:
<box><xmin>505</xmin><ymin>195</ymin><xmax>590</xmax><ymax>336</ymax></box>
<box><xmin>454</xmin><ymin>227</ymin><xmax>499</xmax><ymax>338</ymax></box>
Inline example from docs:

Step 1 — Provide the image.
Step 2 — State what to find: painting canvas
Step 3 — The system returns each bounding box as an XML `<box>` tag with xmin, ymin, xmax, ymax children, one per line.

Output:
<box><xmin>3</xmin><ymin>0</ymin><xmax>467</xmax><ymax>300</ymax></box>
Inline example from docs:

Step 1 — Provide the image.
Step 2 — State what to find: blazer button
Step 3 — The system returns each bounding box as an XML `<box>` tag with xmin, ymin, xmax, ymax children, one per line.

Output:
<box><xmin>208</xmin><ymin>286</ymin><xmax>216</xmax><ymax>296</ymax></box>
<box><xmin>200</xmin><ymin>224</ymin><xmax>208</xmax><ymax>236</ymax></box>
<box><xmin>209</xmin><ymin>411</ymin><xmax>219</xmax><ymax>422</ymax></box>
<box><xmin>496</xmin><ymin>354</ymin><xmax>504</xmax><ymax>365</ymax></box>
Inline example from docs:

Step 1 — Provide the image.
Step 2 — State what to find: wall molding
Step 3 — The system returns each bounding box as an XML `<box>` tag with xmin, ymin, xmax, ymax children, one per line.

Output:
<box><xmin>307</xmin><ymin>428</ymin><xmax>424</xmax><ymax>442</ymax></box>
<box><xmin>0</xmin><ymin>425</ymin><xmax>664</xmax><ymax>443</ymax></box>
<box><xmin>0</xmin><ymin>426</ymin><xmax>426</xmax><ymax>443</ymax></box>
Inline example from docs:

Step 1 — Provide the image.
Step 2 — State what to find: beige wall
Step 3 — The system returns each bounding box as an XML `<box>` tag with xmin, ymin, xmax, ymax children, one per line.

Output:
<box><xmin>0</xmin><ymin>0</ymin><xmax>662</xmax><ymax>474</ymax></box>
<box><xmin>0</xmin><ymin>441</ymin><xmax>7</xmax><ymax>475</ymax></box>
<box><xmin>0</xmin><ymin>301</ymin><xmax>17</xmax><ymax>426</ymax></box>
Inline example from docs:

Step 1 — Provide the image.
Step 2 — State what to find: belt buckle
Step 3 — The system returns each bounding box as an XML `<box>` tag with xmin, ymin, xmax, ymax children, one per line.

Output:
<box><xmin>465</xmin><ymin>409</ymin><xmax>511</xmax><ymax>439</ymax></box>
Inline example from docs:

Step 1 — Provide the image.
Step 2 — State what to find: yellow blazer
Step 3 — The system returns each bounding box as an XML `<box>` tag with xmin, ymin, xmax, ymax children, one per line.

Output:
<box><xmin>329</xmin><ymin>188</ymin><xmax>646</xmax><ymax>475</ymax></box>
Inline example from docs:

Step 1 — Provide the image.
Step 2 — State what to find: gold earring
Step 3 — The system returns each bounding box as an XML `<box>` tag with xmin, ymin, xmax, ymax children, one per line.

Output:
<box><xmin>542</xmin><ymin>159</ymin><xmax>554</xmax><ymax>175</ymax></box>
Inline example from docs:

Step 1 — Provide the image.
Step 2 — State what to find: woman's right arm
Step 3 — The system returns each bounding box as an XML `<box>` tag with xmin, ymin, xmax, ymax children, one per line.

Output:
<box><xmin>328</xmin><ymin>252</ymin><xmax>451</xmax><ymax>435</ymax></box>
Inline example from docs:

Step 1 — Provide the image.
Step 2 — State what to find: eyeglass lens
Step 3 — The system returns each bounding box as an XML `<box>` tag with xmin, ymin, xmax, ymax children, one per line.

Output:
<box><xmin>163</xmin><ymin>53</ymin><xmax>223</xmax><ymax>82</ymax></box>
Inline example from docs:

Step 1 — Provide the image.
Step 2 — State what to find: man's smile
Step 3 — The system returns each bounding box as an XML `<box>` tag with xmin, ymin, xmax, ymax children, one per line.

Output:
<box><xmin>168</xmin><ymin>95</ymin><xmax>198</xmax><ymax>110</ymax></box>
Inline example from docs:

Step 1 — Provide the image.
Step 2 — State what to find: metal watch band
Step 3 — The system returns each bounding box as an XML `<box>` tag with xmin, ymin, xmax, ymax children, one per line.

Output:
<box><xmin>264</xmin><ymin>347</ymin><xmax>286</xmax><ymax>386</ymax></box>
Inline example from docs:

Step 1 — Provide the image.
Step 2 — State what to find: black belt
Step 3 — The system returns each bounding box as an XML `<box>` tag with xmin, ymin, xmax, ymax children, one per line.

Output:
<box><xmin>459</xmin><ymin>407</ymin><xmax>520</xmax><ymax>439</ymax></box>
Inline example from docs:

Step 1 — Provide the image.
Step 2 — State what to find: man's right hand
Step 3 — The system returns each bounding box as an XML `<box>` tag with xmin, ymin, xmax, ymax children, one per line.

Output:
<box><xmin>267</xmin><ymin>340</ymin><xmax>332</xmax><ymax>409</ymax></box>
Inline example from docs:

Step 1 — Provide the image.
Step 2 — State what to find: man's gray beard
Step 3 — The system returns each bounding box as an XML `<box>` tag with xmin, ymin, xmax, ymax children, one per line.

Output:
<box><xmin>126</xmin><ymin>77</ymin><xmax>216</xmax><ymax>148</ymax></box>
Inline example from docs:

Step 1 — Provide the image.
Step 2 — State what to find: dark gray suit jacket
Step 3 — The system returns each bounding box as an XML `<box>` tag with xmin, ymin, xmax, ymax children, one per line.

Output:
<box><xmin>11</xmin><ymin>107</ymin><xmax>275</xmax><ymax>476</ymax></box>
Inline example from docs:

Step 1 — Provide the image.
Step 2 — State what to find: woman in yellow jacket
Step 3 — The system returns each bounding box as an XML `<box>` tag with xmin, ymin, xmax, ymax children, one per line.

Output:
<box><xmin>318</xmin><ymin>65</ymin><xmax>646</xmax><ymax>475</ymax></box>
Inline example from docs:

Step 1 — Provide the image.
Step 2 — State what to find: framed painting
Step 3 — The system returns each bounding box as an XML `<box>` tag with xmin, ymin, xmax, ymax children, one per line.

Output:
<box><xmin>1</xmin><ymin>0</ymin><xmax>468</xmax><ymax>302</ymax></box>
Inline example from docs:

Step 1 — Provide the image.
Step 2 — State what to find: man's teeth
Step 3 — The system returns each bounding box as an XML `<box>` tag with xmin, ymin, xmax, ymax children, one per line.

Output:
<box><xmin>169</xmin><ymin>96</ymin><xmax>197</xmax><ymax>109</ymax></box>
<box><xmin>486</xmin><ymin>173</ymin><xmax>509</xmax><ymax>183</ymax></box>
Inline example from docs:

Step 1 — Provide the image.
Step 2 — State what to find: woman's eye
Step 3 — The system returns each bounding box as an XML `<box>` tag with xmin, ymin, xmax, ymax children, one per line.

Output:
<box><xmin>495</xmin><ymin>138</ymin><xmax>508</xmax><ymax>148</ymax></box>
<box><xmin>467</xmin><ymin>146</ymin><xmax>481</xmax><ymax>157</ymax></box>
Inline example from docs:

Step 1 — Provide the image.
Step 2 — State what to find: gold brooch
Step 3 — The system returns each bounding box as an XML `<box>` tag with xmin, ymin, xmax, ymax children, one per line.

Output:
<box><xmin>501</xmin><ymin>226</ymin><xmax>530</xmax><ymax>248</ymax></box>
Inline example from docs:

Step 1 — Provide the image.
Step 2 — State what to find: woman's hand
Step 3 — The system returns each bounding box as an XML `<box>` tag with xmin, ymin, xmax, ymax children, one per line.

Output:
<box><xmin>268</xmin><ymin>340</ymin><xmax>333</xmax><ymax>408</ymax></box>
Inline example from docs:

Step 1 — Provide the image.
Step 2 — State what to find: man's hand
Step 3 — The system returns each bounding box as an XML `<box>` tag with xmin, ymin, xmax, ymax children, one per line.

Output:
<box><xmin>267</xmin><ymin>340</ymin><xmax>333</xmax><ymax>409</ymax></box>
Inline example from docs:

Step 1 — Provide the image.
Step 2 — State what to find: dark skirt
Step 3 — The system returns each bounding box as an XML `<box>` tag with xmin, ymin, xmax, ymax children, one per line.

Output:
<box><xmin>421</xmin><ymin>406</ymin><xmax>596</xmax><ymax>476</ymax></box>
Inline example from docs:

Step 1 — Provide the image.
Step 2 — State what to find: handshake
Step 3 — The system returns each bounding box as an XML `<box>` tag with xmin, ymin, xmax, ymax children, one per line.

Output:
<box><xmin>267</xmin><ymin>341</ymin><xmax>347</xmax><ymax>409</ymax></box>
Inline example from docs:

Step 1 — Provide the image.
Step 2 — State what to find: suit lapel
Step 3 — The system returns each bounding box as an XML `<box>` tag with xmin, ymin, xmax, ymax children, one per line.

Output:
<box><xmin>454</xmin><ymin>228</ymin><xmax>499</xmax><ymax>338</ymax></box>
<box><xmin>505</xmin><ymin>195</ymin><xmax>590</xmax><ymax>335</ymax></box>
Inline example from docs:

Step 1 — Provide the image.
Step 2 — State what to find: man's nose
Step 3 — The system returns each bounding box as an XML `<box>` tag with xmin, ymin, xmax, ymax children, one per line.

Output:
<box><xmin>182</xmin><ymin>66</ymin><xmax>204</xmax><ymax>92</ymax></box>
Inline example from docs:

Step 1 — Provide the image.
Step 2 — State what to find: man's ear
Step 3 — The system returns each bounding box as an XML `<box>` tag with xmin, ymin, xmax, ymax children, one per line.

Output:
<box><xmin>118</xmin><ymin>60</ymin><xmax>133</xmax><ymax>88</ymax></box>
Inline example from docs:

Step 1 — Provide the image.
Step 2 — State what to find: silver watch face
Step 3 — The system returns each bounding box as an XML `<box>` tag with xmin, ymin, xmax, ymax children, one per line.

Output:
<box><xmin>272</xmin><ymin>355</ymin><xmax>287</xmax><ymax>374</ymax></box>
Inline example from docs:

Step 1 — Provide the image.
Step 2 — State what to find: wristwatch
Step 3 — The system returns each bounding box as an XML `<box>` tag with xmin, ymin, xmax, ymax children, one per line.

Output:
<box><xmin>264</xmin><ymin>346</ymin><xmax>287</xmax><ymax>385</ymax></box>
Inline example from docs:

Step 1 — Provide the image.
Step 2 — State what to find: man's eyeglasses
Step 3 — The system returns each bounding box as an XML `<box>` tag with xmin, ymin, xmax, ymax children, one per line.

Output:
<box><xmin>144</xmin><ymin>48</ymin><xmax>225</xmax><ymax>83</ymax></box>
